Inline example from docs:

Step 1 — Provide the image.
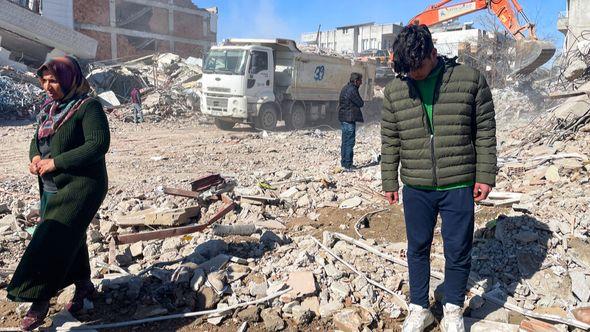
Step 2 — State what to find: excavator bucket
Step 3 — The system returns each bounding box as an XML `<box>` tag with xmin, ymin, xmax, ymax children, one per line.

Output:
<box><xmin>512</xmin><ymin>39</ymin><xmax>556</xmax><ymax>76</ymax></box>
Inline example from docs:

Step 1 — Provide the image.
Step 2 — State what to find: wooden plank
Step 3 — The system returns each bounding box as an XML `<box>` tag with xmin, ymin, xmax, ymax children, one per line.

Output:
<box><xmin>163</xmin><ymin>187</ymin><xmax>200</xmax><ymax>198</ymax></box>
<box><xmin>546</xmin><ymin>91</ymin><xmax>589</xmax><ymax>100</ymax></box>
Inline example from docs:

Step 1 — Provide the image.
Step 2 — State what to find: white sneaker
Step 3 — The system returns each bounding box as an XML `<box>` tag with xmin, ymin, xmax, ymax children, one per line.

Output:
<box><xmin>441</xmin><ymin>303</ymin><xmax>465</xmax><ymax>332</ymax></box>
<box><xmin>402</xmin><ymin>303</ymin><xmax>435</xmax><ymax>332</ymax></box>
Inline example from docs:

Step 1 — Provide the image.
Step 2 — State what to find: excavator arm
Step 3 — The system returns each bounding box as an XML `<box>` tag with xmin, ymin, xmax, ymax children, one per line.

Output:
<box><xmin>408</xmin><ymin>0</ymin><xmax>556</xmax><ymax>75</ymax></box>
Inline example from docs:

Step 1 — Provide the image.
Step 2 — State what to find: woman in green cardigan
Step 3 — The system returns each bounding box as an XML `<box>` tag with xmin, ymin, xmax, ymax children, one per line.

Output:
<box><xmin>7</xmin><ymin>56</ymin><xmax>110</xmax><ymax>331</ymax></box>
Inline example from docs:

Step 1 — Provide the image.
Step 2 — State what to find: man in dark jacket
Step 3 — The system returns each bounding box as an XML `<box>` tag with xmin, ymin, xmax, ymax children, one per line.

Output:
<box><xmin>338</xmin><ymin>72</ymin><xmax>364</xmax><ymax>171</ymax></box>
<box><xmin>381</xmin><ymin>25</ymin><xmax>497</xmax><ymax>332</ymax></box>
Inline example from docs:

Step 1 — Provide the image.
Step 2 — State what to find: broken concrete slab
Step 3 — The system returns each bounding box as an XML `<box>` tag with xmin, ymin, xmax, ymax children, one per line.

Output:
<box><xmin>116</xmin><ymin>206</ymin><xmax>199</xmax><ymax>227</ymax></box>
<box><xmin>195</xmin><ymin>239</ymin><xmax>228</xmax><ymax>259</ymax></box>
<box><xmin>333</xmin><ymin>307</ymin><xmax>373</xmax><ymax>332</ymax></box>
<box><xmin>279</xmin><ymin>187</ymin><xmax>299</xmax><ymax>199</ymax></box>
<box><xmin>226</xmin><ymin>263</ymin><xmax>251</xmax><ymax>282</ymax></box>
<box><xmin>0</xmin><ymin>1</ymin><xmax>98</xmax><ymax>60</ymax></box>
<box><xmin>129</xmin><ymin>242</ymin><xmax>144</xmax><ymax>258</ymax></box>
<box><xmin>518</xmin><ymin>252</ymin><xmax>571</xmax><ymax>299</ymax></box>
<box><xmin>48</xmin><ymin>310</ymin><xmax>98</xmax><ymax>332</ymax></box>
<box><xmin>469</xmin><ymin>300</ymin><xmax>510</xmax><ymax>323</ymax></box>
<box><xmin>97</xmin><ymin>91</ymin><xmax>120</xmax><ymax>107</ymax></box>
<box><xmin>254</xmin><ymin>219</ymin><xmax>287</xmax><ymax>230</ymax></box>
<box><xmin>292</xmin><ymin>306</ymin><xmax>314</xmax><ymax>325</ymax></box>
<box><xmin>463</xmin><ymin>317</ymin><xmax>519</xmax><ymax>332</ymax></box>
<box><xmin>207</xmin><ymin>303</ymin><xmax>230</xmax><ymax>325</ymax></box>
<box><xmin>564</xmin><ymin>59</ymin><xmax>588</xmax><ymax>81</ymax></box>
<box><xmin>545</xmin><ymin>165</ymin><xmax>561</xmax><ymax>182</ymax></box>
<box><xmin>330</xmin><ymin>281</ymin><xmax>351</xmax><ymax>299</ymax></box>
<box><xmin>301</xmin><ymin>296</ymin><xmax>320</xmax><ymax>316</ymax></box>
<box><xmin>237</xmin><ymin>305</ymin><xmax>260</xmax><ymax>323</ymax></box>
<box><xmin>339</xmin><ymin>196</ymin><xmax>362</xmax><ymax>209</ymax></box>
<box><xmin>198</xmin><ymin>254</ymin><xmax>230</xmax><ymax>273</ymax></box>
<box><xmin>568</xmin><ymin>238</ymin><xmax>590</xmax><ymax>269</ymax></box>
<box><xmin>260</xmin><ymin>308</ymin><xmax>285</xmax><ymax>332</ymax></box>
<box><xmin>196</xmin><ymin>286</ymin><xmax>221</xmax><ymax>310</ymax></box>
<box><xmin>570</xmin><ymin>271</ymin><xmax>590</xmax><ymax>302</ymax></box>
<box><xmin>286</xmin><ymin>271</ymin><xmax>317</xmax><ymax>299</ymax></box>
<box><xmin>190</xmin><ymin>268</ymin><xmax>206</xmax><ymax>291</ymax></box>
<box><xmin>319</xmin><ymin>301</ymin><xmax>344</xmax><ymax>318</ymax></box>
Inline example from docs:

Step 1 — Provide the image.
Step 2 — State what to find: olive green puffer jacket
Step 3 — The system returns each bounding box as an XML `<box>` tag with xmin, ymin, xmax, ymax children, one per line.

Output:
<box><xmin>381</xmin><ymin>57</ymin><xmax>497</xmax><ymax>192</ymax></box>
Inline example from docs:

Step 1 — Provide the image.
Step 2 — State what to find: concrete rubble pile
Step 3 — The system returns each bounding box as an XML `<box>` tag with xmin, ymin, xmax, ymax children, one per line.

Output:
<box><xmin>88</xmin><ymin>53</ymin><xmax>203</xmax><ymax>122</ymax></box>
<box><xmin>469</xmin><ymin>77</ymin><xmax>590</xmax><ymax>330</ymax></box>
<box><xmin>0</xmin><ymin>67</ymin><xmax>43</xmax><ymax>120</ymax></box>
<box><xmin>2</xmin><ymin>54</ymin><xmax>590</xmax><ymax>331</ymax></box>
<box><xmin>0</xmin><ymin>122</ymin><xmax>404</xmax><ymax>330</ymax></box>
<box><xmin>558</xmin><ymin>38</ymin><xmax>590</xmax><ymax>84</ymax></box>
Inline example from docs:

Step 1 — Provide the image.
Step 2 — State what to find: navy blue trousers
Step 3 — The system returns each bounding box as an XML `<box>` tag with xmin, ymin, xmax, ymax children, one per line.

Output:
<box><xmin>340</xmin><ymin>121</ymin><xmax>356</xmax><ymax>168</ymax></box>
<box><xmin>402</xmin><ymin>185</ymin><xmax>474</xmax><ymax>308</ymax></box>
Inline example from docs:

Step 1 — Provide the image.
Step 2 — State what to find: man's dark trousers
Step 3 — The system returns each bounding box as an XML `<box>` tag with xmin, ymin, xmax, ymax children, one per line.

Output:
<box><xmin>402</xmin><ymin>185</ymin><xmax>475</xmax><ymax>308</ymax></box>
<box><xmin>340</xmin><ymin>121</ymin><xmax>356</xmax><ymax>168</ymax></box>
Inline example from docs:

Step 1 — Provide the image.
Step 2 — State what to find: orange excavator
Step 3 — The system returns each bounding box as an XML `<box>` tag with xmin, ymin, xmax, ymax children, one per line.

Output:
<box><xmin>407</xmin><ymin>0</ymin><xmax>556</xmax><ymax>76</ymax></box>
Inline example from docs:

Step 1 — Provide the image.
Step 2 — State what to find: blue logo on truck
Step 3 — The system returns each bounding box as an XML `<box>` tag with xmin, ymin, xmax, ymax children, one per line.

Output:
<box><xmin>314</xmin><ymin>65</ymin><xmax>325</xmax><ymax>81</ymax></box>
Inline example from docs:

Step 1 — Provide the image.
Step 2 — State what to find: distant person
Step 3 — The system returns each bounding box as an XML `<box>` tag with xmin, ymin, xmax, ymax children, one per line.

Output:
<box><xmin>338</xmin><ymin>72</ymin><xmax>364</xmax><ymax>172</ymax></box>
<box><xmin>381</xmin><ymin>25</ymin><xmax>497</xmax><ymax>332</ymax></box>
<box><xmin>8</xmin><ymin>56</ymin><xmax>110</xmax><ymax>331</ymax></box>
<box><xmin>130</xmin><ymin>87</ymin><xmax>143</xmax><ymax>123</ymax></box>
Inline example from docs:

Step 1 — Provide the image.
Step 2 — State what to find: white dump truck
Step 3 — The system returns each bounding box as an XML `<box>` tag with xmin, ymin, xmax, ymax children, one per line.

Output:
<box><xmin>199</xmin><ymin>39</ymin><xmax>376</xmax><ymax>130</ymax></box>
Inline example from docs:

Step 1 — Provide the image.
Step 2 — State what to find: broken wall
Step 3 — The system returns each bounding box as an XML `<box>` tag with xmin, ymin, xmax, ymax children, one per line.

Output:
<box><xmin>74</xmin><ymin>0</ymin><xmax>109</xmax><ymax>25</ymax></box>
<box><xmin>73</xmin><ymin>0</ymin><xmax>216</xmax><ymax>61</ymax></box>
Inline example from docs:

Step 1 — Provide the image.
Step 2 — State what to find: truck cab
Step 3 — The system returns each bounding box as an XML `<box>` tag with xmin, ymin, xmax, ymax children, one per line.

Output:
<box><xmin>200</xmin><ymin>42</ymin><xmax>279</xmax><ymax>130</ymax></box>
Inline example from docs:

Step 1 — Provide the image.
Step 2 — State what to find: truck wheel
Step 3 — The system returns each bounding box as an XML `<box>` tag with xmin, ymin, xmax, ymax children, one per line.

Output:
<box><xmin>285</xmin><ymin>103</ymin><xmax>306</xmax><ymax>130</ymax></box>
<box><xmin>214</xmin><ymin>118</ymin><xmax>236</xmax><ymax>130</ymax></box>
<box><xmin>255</xmin><ymin>105</ymin><xmax>278</xmax><ymax>131</ymax></box>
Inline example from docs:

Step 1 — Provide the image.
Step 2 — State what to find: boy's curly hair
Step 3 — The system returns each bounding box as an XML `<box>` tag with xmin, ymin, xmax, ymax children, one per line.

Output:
<box><xmin>392</xmin><ymin>24</ymin><xmax>434</xmax><ymax>74</ymax></box>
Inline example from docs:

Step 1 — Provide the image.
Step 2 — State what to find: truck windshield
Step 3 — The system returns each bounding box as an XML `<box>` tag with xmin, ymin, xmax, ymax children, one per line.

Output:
<box><xmin>203</xmin><ymin>50</ymin><xmax>247</xmax><ymax>75</ymax></box>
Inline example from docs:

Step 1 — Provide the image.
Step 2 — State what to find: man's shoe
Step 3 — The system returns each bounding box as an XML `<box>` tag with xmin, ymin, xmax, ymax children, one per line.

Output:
<box><xmin>441</xmin><ymin>303</ymin><xmax>465</xmax><ymax>332</ymax></box>
<box><xmin>66</xmin><ymin>280</ymin><xmax>96</xmax><ymax>314</ymax></box>
<box><xmin>402</xmin><ymin>303</ymin><xmax>434</xmax><ymax>332</ymax></box>
<box><xmin>21</xmin><ymin>301</ymin><xmax>49</xmax><ymax>331</ymax></box>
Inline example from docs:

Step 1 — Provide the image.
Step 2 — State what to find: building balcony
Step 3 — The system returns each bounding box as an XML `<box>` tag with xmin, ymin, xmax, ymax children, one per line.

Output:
<box><xmin>557</xmin><ymin>11</ymin><xmax>569</xmax><ymax>34</ymax></box>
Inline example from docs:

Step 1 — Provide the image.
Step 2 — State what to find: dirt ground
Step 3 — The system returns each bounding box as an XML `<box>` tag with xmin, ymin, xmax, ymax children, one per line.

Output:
<box><xmin>0</xmin><ymin>119</ymin><xmax>505</xmax><ymax>331</ymax></box>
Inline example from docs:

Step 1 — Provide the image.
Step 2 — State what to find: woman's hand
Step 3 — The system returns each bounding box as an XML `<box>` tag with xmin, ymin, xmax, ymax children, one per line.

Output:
<box><xmin>29</xmin><ymin>155</ymin><xmax>41</xmax><ymax>175</ymax></box>
<box><xmin>37</xmin><ymin>159</ymin><xmax>56</xmax><ymax>176</ymax></box>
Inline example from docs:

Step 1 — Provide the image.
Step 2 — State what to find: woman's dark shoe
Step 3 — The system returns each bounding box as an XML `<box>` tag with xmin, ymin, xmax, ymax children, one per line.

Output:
<box><xmin>21</xmin><ymin>301</ymin><xmax>49</xmax><ymax>331</ymax></box>
<box><xmin>65</xmin><ymin>280</ymin><xmax>96</xmax><ymax>314</ymax></box>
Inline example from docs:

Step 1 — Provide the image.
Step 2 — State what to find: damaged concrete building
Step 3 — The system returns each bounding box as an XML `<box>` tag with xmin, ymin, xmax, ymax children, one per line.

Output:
<box><xmin>0</xmin><ymin>0</ymin><xmax>217</xmax><ymax>67</ymax></box>
<box><xmin>558</xmin><ymin>0</ymin><xmax>590</xmax><ymax>52</ymax></box>
<box><xmin>300</xmin><ymin>21</ymin><xmax>504</xmax><ymax>59</ymax></box>
<box><xmin>0</xmin><ymin>0</ymin><xmax>97</xmax><ymax>68</ymax></box>
<box><xmin>72</xmin><ymin>0</ymin><xmax>218</xmax><ymax>61</ymax></box>
<box><xmin>301</xmin><ymin>22</ymin><xmax>404</xmax><ymax>55</ymax></box>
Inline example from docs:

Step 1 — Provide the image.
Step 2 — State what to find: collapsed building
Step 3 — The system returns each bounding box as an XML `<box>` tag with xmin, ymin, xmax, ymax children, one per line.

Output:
<box><xmin>0</xmin><ymin>0</ymin><xmax>217</xmax><ymax>67</ymax></box>
<box><xmin>72</xmin><ymin>0</ymin><xmax>217</xmax><ymax>61</ymax></box>
<box><xmin>557</xmin><ymin>0</ymin><xmax>590</xmax><ymax>82</ymax></box>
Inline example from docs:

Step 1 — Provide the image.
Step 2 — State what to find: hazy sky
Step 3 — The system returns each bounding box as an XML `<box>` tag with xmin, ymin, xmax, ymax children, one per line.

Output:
<box><xmin>195</xmin><ymin>0</ymin><xmax>566</xmax><ymax>47</ymax></box>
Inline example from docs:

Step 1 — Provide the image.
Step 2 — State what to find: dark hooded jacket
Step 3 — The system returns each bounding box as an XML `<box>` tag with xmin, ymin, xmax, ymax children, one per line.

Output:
<box><xmin>338</xmin><ymin>82</ymin><xmax>364</xmax><ymax>122</ymax></box>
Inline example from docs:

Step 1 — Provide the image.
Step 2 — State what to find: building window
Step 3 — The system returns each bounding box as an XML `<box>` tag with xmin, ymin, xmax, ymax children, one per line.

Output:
<box><xmin>362</xmin><ymin>39</ymin><xmax>369</xmax><ymax>51</ymax></box>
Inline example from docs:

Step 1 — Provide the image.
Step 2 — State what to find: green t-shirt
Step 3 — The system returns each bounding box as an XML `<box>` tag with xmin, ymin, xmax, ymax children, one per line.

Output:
<box><xmin>411</xmin><ymin>62</ymin><xmax>474</xmax><ymax>191</ymax></box>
